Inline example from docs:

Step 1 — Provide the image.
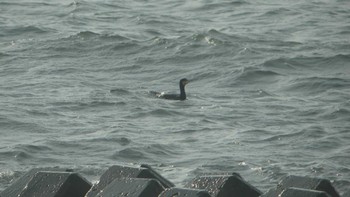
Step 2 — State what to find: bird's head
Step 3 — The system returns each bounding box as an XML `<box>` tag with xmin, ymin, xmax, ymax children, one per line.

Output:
<box><xmin>180</xmin><ymin>78</ymin><xmax>189</xmax><ymax>86</ymax></box>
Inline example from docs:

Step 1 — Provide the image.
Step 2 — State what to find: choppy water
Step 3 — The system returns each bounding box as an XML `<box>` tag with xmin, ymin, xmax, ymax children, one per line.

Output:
<box><xmin>1</xmin><ymin>0</ymin><xmax>350</xmax><ymax>194</ymax></box>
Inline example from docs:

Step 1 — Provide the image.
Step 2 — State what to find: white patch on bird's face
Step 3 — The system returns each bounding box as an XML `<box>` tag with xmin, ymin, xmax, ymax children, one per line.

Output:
<box><xmin>156</xmin><ymin>92</ymin><xmax>165</xmax><ymax>97</ymax></box>
<box><xmin>182</xmin><ymin>80</ymin><xmax>189</xmax><ymax>85</ymax></box>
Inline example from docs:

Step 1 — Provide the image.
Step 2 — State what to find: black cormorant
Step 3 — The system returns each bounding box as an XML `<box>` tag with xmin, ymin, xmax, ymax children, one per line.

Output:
<box><xmin>153</xmin><ymin>78</ymin><xmax>189</xmax><ymax>100</ymax></box>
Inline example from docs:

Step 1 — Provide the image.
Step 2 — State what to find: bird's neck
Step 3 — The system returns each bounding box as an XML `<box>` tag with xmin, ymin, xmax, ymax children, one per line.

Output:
<box><xmin>179</xmin><ymin>84</ymin><xmax>186</xmax><ymax>99</ymax></box>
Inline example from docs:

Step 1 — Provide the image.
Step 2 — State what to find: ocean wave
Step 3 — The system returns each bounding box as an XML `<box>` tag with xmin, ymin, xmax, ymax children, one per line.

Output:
<box><xmin>1</xmin><ymin>150</ymin><xmax>31</xmax><ymax>161</ymax></box>
<box><xmin>262</xmin><ymin>54</ymin><xmax>350</xmax><ymax>75</ymax></box>
<box><xmin>112</xmin><ymin>143</ymin><xmax>179</xmax><ymax>162</ymax></box>
<box><xmin>72</xmin><ymin>31</ymin><xmax>100</xmax><ymax>39</ymax></box>
<box><xmin>320</xmin><ymin>106</ymin><xmax>350</xmax><ymax>122</ymax></box>
<box><xmin>17</xmin><ymin>144</ymin><xmax>53</xmax><ymax>153</ymax></box>
<box><xmin>66</xmin><ymin>0</ymin><xmax>101</xmax><ymax>14</ymax></box>
<box><xmin>48</xmin><ymin>98</ymin><xmax>126</xmax><ymax>113</ymax></box>
<box><xmin>232</xmin><ymin>66</ymin><xmax>283</xmax><ymax>86</ymax></box>
<box><xmin>114</xmin><ymin>137</ymin><xmax>132</xmax><ymax>146</ymax></box>
<box><xmin>110</xmin><ymin>88</ymin><xmax>131</xmax><ymax>95</ymax></box>
<box><xmin>302</xmin><ymin>134</ymin><xmax>345</xmax><ymax>153</ymax></box>
<box><xmin>124</xmin><ymin>108</ymin><xmax>182</xmax><ymax>119</ymax></box>
<box><xmin>87</xmin><ymin>100</ymin><xmax>125</xmax><ymax>108</ymax></box>
<box><xmin>191</xmin><ymin>29</ymin><xmax>240</xmax><ymax>46</ymax></box>
<box><xmin>261</xmin><ymin>58</ymin><xmax>303</xmax><ymax>73</ymax></box>
<box><xmin>285</xmin><ymin>76</ymin><xmax>350</xmax><ymax>95</ymax></box>
<box><xmin>109</xmin><ymin>41</ymin><xmax>141</xmax><ymax>54</ymax></box>
<box><xmin>246</xmin><ymin>130</ymin><xmax>306</xmax><ymax>144</ymax></box>
<box><xmin>192</xmin><ymin>32</ymin><xmax>224</xmax><ymax>46</ymax></box>
<box><xmin>68</xmin><ymin>31</ymin><xmax>131</xmax><ymax>42</ymax></box>
<box><xmin>262</xmin><ymin>7</ymin><xmax>297</xmax><ymax>16</ymax></box>
<box><xmin>1</xmin><ymin>25</ymin><xmax>50</xmax><ymax>37</ymax></box>
<box><xmin>307</xmin><ymin>54</ymin><xmax>350</xmax><ymax>69</ymax></box>
<box><xmin>39</xmin><ymin>31</ymin><xmax>136</xmax><ymax>56</ymax></box>
<box><xmin>187</xmin><ymin>0</ymin><xmax>249</xmax><ymax>12</ymax></box>
<box><xmin>112</xmin><ymin>148</ymin><xmax>147</xmax><ymax>161</ymax></box>
<box><xmin>144</xmin><ymin>144</ymin><xmax>180</xmax><ymax>157</ymax></box>
<box><xmin>236</xmin><ymin>129</ymin><xmax>274</xmax><ymax>143</ymax></box>
<box><xmin>0</xmin><ymin>52</ymin><xmax>10</xmax><ymax>57</ymax></box>
<box><xmin>0</xmin><ymin>115</ymin><xmax>48</xmax><ymax>133</ymax></box>
<box><xmin>0</xmin><ymin>1</ymin><xmax>55</xmax><ymax>7</ymax></box>
<box><xmin>83</xmin><ymin>136</ymin><xmax>131</xmax><ymax>146</ymax></box>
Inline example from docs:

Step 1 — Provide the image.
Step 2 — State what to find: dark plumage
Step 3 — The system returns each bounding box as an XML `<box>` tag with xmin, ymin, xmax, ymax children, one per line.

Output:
<box><xmin>153</xmin><ymin>78</ymin><xmax>190</xmax><ymax>100</ymax></box>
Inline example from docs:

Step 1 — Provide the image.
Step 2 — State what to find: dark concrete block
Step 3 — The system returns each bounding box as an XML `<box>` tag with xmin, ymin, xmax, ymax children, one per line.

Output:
<box><xmin>86</xmin><ymin>164</ymin><xmax>174</xmax><ymax>197</ymax></box>
<box><xmin>260</xmin><ymin>175</ymin><xmax>340</xmax><ymax>197</ymax></box>
<box><xmin>1</xmin><ymin>171</ymin><xmax>91</xmax><ymax>197</ymax></box>
<box><xmin>140</xmin><ymin>164</ymin><xmax>175</xmax><ymax>188</ymax></box>
<box><xmin>95</xmin><ymin>178</ymin><xmax>164</xmax><ymax>197</ymax></box>
<box><xmin>186</xmin><ymin>174</ymin><xmax>262</xmax><ymax>197</ymax></box>
<box><xmin>0</xmin><ymin>168</ymin><xmax>77</xmax><ymax>197</ymax></box>
<box><xmin>280</xmin><ymin>187</ymin><xmax>331</xmax><ymax>197</ymax></box>
<box><xmin>159</xmin><ymin>187</ymin><xmax>212</xmax><ymax>197</ymax></box>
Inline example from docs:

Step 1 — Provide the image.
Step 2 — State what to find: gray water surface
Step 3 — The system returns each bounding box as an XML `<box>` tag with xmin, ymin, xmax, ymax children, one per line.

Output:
<box><xmin>1</xmin><ymin>0</ymin><xmax>350</xmax><ymax>193</ymax></box>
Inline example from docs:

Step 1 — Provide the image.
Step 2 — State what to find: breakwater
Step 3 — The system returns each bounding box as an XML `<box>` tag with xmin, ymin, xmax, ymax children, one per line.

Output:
<box><xmin>1</xmin><ymin>164</ymin><xmax>346</xmax><ymax>197</ymax></box>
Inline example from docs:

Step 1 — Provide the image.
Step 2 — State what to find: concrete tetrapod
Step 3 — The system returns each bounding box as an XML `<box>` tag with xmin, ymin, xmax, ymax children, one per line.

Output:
<box><xmin>1</xmin><ymin>170</ymin><xmax>91</xmax><ymax>197</ymax></box>
<box><xmin>186</xmin><ymin>173</ymin><xmax>262</xmax><ymax>197</ymax></box>
<box><xmin>159</xmin><ymin>188</ymin><xmax>211</xmax><ymax>197</ymax></box>
<box><xmin>86</xmin><ymin>164</ymin><xmax>174</xmax><ymax>197</ymax></box>
<box><xmin>261</xmin><ymin>175</ymin><xmax>340</xmax><ymax>197</ymax></box>
<box><xmin>95</xmin><ymin>178</ymin><xmax>164</xmax><ymax>197</ymax></box>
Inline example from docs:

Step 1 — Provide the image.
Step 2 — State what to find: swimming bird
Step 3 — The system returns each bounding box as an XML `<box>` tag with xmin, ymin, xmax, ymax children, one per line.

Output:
<box><xmin>153</xmin><ymin>78</ymin><xmax>190</xmax><ymax>100</ymax></box>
